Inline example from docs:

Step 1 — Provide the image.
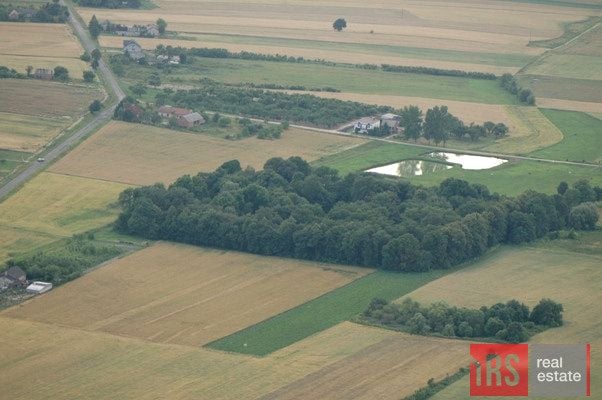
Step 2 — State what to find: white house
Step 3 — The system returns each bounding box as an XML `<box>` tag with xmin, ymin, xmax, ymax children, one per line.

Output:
<box><xmin>354</xmin><ymin>117</ymin><xmax>381</xmax><ymax>134</ymax></box>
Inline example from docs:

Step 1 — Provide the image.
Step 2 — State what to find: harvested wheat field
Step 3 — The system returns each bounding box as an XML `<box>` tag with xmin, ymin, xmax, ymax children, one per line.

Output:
<box><xmin>99</xmin><ymin>36</ymin><xmax>518</xmax><ymax>75</ymax></box>
<box><xmin>0</xmin><ymin>172</ymin><xmax>129</xmax><ymax>237</ymax></box>
<box><xmin>49</xmin><ymin>121</ymin><xmax>365</xmax><ymax>185</ymax></box>
<box><xmin>5</xmin><ymin>242</ymin><xmax>371</xmax><ymax>346</ymax></box>
<box><xmin>0</xmin><ymin>22</ymin><xmax>88</xmax><ymax>76</ymax></box>
<box><xmin>78</xmin><ymin>0</ymin><xmax>594</xmax><ymax>57</ymax></box>
<box><xmin>0</xmin><ymin>112</ymin><xmax>71</xmax><ymax>152</ymax></box>
<box><xmin>262</xmin><ymin>330</ymin><xmax>468</xmax><ymax>400</ymax></box>
<box><xmin>0</xmin><ymin>79</ymin><xmax>103</xmax><ymax>118</ymax></box>
<box><xmin>0</xmin><ymin>315</ymin><xmax>464</xmax><ymax>400</ymax></box>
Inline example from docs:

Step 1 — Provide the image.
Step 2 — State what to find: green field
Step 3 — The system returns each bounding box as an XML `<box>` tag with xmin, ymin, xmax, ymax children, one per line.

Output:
<box><xmin>316</xmin><ymin>141</ymin><xmax>602</xmax><ymax>195</ymax></box>
<box><xmin>207</xmin><ymin>269</ymin><xmax>448</xmax><ymax>356</ymax></box>
<box><xmin>517</xmin><ymin>74</ymin><xmax>602</xmax><ymax>103</ymax></box>
<box><xmin>121</xmin><ymin>59</ymin><xmax>517</xmax><ymax>104</ymax></box>
<box><xmin>0</xmin><ymin>149</ymin><xmax>28</xmax><ymax>179</ymax></box>
<box><xmin>185</xmin><ymin>33</ymin><xmax>533</xmax><ymax>68</ymax></box>
<box><xmin>532</xmin><ymin>109</ymin><xmax>602</xmax><ymax>162</ymax></box>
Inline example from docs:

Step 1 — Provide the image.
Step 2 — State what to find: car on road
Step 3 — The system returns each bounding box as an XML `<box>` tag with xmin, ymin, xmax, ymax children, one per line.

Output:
<box><xmin>37</xmin><ymin>157</ymin><xmax>45</xmax><ymax>162</ymax></box>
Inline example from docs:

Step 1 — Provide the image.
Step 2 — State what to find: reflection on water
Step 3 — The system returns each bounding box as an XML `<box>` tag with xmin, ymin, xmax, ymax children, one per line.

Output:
<box><xmin>366</xmin><ymin>160</ymin><xmax>453</xmax><ymax>177</ymax></box>
<box><xmin>426</xmin><ymin>152</ymin><xmax>507</xmax><ymax>170</ymax></box>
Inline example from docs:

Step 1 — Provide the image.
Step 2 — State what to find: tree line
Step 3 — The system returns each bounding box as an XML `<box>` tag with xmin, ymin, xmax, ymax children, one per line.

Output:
<box><xmin>153</xmin><ymin>45</ymin><xmax>500</xmax><ymax>80</ymax></box>
<box><xmin>0</xmin><ymin>1</ymin><xmax>69</xmax><ymax>23</ymax></box>
<box><xmin>362</xmin><ymin>297</ymin><xmax>564</xmax><ymax>342</ymax></box>
<box><xmin>500</xmin><ymin>73</ymin><xmax>536</xmax><ymax>105</ymax></box>
<box><xmin>114</xmin><ymin>157</ymin><xmax>600</xmax><ymax>272</ymax></box>
<box><xmin>396</xmin><ymin>105</ymin><xmax>508</xmax><ymax>144</ymax></box>
<box><xmin>74</xmin><ymin>0</ymin><xmax>142</xmax><ymax>8</ymax></box>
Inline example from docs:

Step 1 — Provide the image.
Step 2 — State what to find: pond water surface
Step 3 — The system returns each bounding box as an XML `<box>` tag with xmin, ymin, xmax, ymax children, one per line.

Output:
<box><xmin>366</xmin><ymin>160</ymin><xmax>452</xmax><ymax>177</ymax></box>
<box><xmin>426</xmin><ymin>152</ymin><xmax>508</xmax><ymax>170</ymax></box>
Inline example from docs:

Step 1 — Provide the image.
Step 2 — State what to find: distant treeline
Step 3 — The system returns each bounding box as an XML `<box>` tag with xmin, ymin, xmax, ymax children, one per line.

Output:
<box><xmin>0</xmin><ymin>2</ymin><xmax>69</xmax><ymax>23</ymax></box>
<box><xmin>500</xmin><ymin>73</ymin><xmax>536</xmax><ymax>105</ymax></box>
<box><xmin>74</xmin><ymin>0</ymin><xmax>142</xmax><ymax>8</ymax></box>
<box><xmin>381</xmin><ymin>64</ymin><xmax>497</xmax><ymax>80</ymax></box>
<box><xmin>5</xmin><ymin>234</ymin><xmax>122</xmax><ymax>285</ymax></box>
<box><xmin>0</xmin><ymin>66</ymin><xmax>24</xmax><ymax>79</ymax></box>
<box><xmin>166</xmin><ymin>85</ymin><xmax>392</xmax><ymax>128</ymax></box>
<box><xmin>198</xmin><ymin>78</ymin><xmax>340</xmax><ymax>93</ymax></box>
<box><xmin>362</xmin><ymin>297</ymin><xmax>564</xmax><ymax>342</ymax></box>
<box><xmin>115</xmin><ymin>157</ymin><xmax>600</xmax><ymax>272</ymax></box>
<box><xmin>154</xmin><ymin>45</ymin><xmax>499</xmax><ymax>80</ymax></box>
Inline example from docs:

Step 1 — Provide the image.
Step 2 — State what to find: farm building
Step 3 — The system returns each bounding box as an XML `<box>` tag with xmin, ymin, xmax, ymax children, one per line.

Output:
<box><xmin>8</xmin><ymin>10</ymin><xmax>19</xmax><ymax>20</ymax></box>
<box><xmin>354</xmin><ymin>117</ymin><xmax>381</xmax><ymax>134</ymax></box>
<box><xmin>1</xmin><ymin>266</ymin><xmax>27</xmax><ymax>286</ymax></box>
<box><xmin>381</xmin><ymin>113</ymin><xmax>401</xmax><ymax>131</ymax></box>
<box><xmin>26</xmin><ymin>281</ymin><xmax>53</xmax><ymax>294</ymax></box>
<box><xmin>178</xmin><ymin>112</ymin><xmax>205</xmax><ymax>128</ymax></box>
<box><xmin>158</xmin><ymin>105</ymin><xmax>192</xmax><ymax>119</ymax></box>
<box><xmin>123</xmin><ymin>40</ymin><xmax>145</xmax><ymax>61</ymax></box>
<box><xmin>34</xmin><ymin>68</ymin><xmax>54</xmax><ymax>80</ymax></box>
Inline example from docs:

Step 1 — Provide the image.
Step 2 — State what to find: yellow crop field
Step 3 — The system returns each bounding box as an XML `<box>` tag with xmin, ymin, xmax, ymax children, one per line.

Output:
<box><xmin>6</xmin><ymin>242</ymin><xmax>371</xmax><ymax>347</ymax></box>
<box><xmin>0</xmin><ymin>112</ymin><xmax>71</xmax><ymax>152</ymax></box>
<box><xmin>0</xmin><ymin>79</ymin><xmax>103</xmax><ymax>118</ymax></box>
<box><xmin>0</xmin><ymin>172</ymin><xmax>129</xmax><ymax>236</ymax></box>
<box><xmin>49</xmin><ymin>121</ymin><xmax>365</xmax><ymax>185</ymax></box>
<box><xmin>0</xmin><ymin>22</ymin><xmax>89</xmax><ymax>76</ymax></box>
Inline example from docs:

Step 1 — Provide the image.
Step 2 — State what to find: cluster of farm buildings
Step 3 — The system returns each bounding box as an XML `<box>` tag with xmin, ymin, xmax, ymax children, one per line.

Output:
<box><xmin>0</xmin><ymin>267</ymin><xmax>52</xmax><ymax>294</ymax></box>
<box><xmin>353</xmin><ymin>113</ymin><xmax>401</xmax><ymax>134</ymax></box>
<box><xmin>101</xmin><ymin>20</ymin><xmax>160</xmax><ymax>38</ymax></box>
<box><xmin>123</xmin><ymin>40</ymin><xmax>180</xmax><ymax>64</ymax></box>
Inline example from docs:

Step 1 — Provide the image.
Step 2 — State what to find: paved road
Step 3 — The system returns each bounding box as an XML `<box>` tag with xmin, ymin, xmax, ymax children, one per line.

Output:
<box><xmin>0</xmin><ymin>2</ymin><xmax>125</xmax><ymax>200</ymax></box>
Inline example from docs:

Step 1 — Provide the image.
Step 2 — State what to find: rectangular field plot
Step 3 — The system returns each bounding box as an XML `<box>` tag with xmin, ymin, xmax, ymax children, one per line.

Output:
<box><xmin>0</xmin><ymin>22</ymin><xmax>89</xmax><ymax>76</ymax></box>
<box><xmin>0</xmin><ymin>112</ymin><xmax>71</xmax><ymax>153</ymax></box>
<box><xmin>0</xmin><ymin>172</ymin><xmax>129</xmax><ymax>236</ymax></box>
<box><xmin>5</xmin><ymin>242</ymin><xmax>371</xmax><ymax>347</ymax></box>
<box><xmin>49</xmin><ymin>121</ymin><xmax>365</xmax><ymax>185</ymax></box>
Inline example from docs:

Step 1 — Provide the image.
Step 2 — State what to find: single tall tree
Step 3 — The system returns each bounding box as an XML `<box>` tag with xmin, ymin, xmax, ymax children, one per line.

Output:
<box><xmin>157</xmin><ymin>18</ymin><xmax>167</xmax><ymax>35</ymax></box>
<box><xmin>400</xmin><ymin>105</ymin><xmax>423</xmax><ymax>141</ymax></box>
<box><xmin>25</xmin><ymin>65</ymin><xmax>33</xmax><ymax>77</ymax></box>
<box><xmin>89</xmin><ymin>15</ymin><xmax>101</xmax><ymax>39</ymax></box>
<box><xmin>424</xmin><ymin>106</ymin><xmax>456</xmax><ymax>145</ymax></box>
<box><xmin>333</xmin><ymin>18</ymin><xmax>347</xmax><ymax>31</ymax></box>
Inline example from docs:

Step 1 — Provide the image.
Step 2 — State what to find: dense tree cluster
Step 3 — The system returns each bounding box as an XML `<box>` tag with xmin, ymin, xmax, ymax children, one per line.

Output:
<box><xmin>165</xmin><ymin>85</ymin><xmax>391</xmax><ymax>128</ymax></box>
<box><xmin>0</xmin><ymin>66</ymin><xmax>24</xmax><ymax>79</ymax></box>
<box><xmin>381</xmin><ymin>64</ymin><xmax>496</xmax><ymax>80</ymax></box>
<box><xmin>5</xmin><ymin>234</ymin><xmax>122</xmax><ymax>285</ymax></box>
<box><xmin>115</xmin><ymin>157</ymin><xmax>599</xmax><ymax>271</ymax></box>
<box><xmin>362</xmin><ymin>297</ymin><xmax>564</xmax><ymax>342</ymax></box>
<box><xmin>400</xmin><ymin>105</ymin><xmax>508</xmax><ymax>144</ymax></box>
<box><xmin>500</xmin><ymin>73</ymin><xmax>536</xmax><ymax>105</ymax></box>
<box><xmin>0</xmin><ymin>1</ymin><xmax>69</xmax><ymax>23</ymax></box>
<box><xmin>75</xmin><ymin>0</ymin><xmax>142</xmax><ymax>8</ymax></box>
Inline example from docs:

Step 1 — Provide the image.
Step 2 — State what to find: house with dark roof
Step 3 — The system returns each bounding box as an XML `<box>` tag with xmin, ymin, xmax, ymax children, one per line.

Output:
<box><xmin>1</xmin><ymin>266</ymin><xmax>27</xmax><ymax>287</ymax></box>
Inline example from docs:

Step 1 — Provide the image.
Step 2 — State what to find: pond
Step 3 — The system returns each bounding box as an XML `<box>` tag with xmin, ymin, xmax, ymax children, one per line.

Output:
<box><xmin>366</xmin><ymin>160</ymin><xmax>453</xmax><ymax>177</ymax></box>
<box><xmin>426</xmin><ymin>152</ymin><xmax>508</xmax><ymax>170</ymax></box>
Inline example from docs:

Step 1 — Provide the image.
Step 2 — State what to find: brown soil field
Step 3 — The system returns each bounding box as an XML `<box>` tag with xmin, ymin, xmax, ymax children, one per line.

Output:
<box><xmin>49</xmin><ymin>121</ymin><xmax>365</xmax><ymax>185</ymax></box>
<box><xmin>0</xmin><ymin>22</ymin><xmax>88</xmax><ymax>76</ymax></box>
<box><xmin>99</xmin><ymin>36</ymin><xmax>517</xmax><ymax>74</ymax></box>
<box><xmin>4</xmin><ymin>242</ymin><xmax>371</xmax><ymax>347</ymax></box>
<box><xmin>0</xmin><ymin>79</ymin><xmax>103</xmax><ymax>118</ymax></box>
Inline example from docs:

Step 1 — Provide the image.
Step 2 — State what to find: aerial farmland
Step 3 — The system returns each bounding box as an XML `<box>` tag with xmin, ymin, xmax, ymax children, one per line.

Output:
<box><xmin>0</xmin><ymin>0</ymin><xmax>601</xmax><ymax>399</ymax></box>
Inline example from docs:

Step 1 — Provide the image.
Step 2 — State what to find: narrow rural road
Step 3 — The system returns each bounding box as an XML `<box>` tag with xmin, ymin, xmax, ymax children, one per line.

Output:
<box><xmin>0</xmin><ymin>2</ymin><xmax>125</xmax><ymax>200</ymax></box>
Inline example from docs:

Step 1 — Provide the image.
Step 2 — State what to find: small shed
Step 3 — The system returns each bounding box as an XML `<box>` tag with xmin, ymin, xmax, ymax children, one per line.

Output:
<box><xmin>26</xmin><ymin>281</ymin><xmax>53</xmax><ymax>294</ymax></box>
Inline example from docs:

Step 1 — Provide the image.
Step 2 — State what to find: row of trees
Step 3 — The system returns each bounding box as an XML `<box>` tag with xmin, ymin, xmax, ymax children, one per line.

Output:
<box><xmin>362</xmin><ymin>297</ymin><xmax>563</xmax><ymax>342</ymax></box>
<box><xmin>0</xmin><ymin>1</ymin><xmax>69</xmax><ymax>23</ymax></box>
<box><xmin>75</xmin><ymin>0</ymin><xmax>142</xmax><ymax>8</ymax></box>
<box><xmin>500</xmin><ymin>73</ymin><xmax>536</xmax><ymax>105</ymax></box>
<box><xmin>398</xmin><ymin>105</ymin><xmax>508</xmax><ymax>144</ymax></box>
<box><xmin>115</xmin><ymin>157</ymin><xmax>600</xmax><ymax>272</ymax></box>
<box><xmin>0</xmin><ymin>66</ymin><xmax>23</xmax><ymax>79</ymax></box>
<box><xmin>381</xmin><ymin>64</ymin><xmax>496</xmax><ymax>80</ymax></box>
